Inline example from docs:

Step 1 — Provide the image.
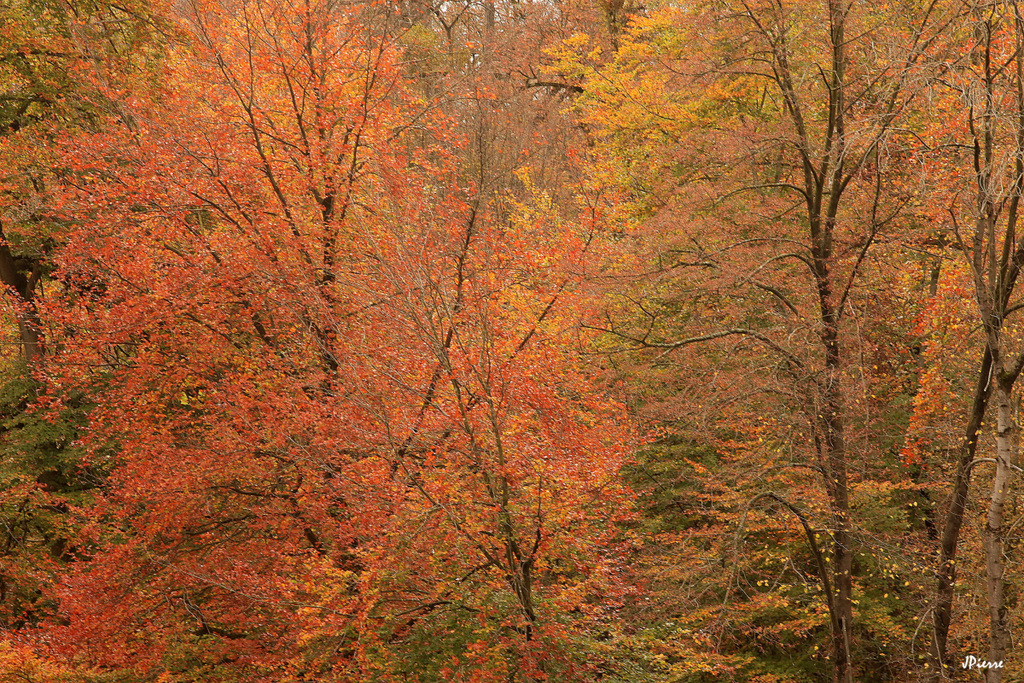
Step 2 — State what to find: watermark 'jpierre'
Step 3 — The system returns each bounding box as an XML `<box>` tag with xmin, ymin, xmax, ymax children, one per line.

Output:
<box><xmin>962</xmin><ymin>655</ymin><xmax>1004</xmax><ymax>670</ymax></box>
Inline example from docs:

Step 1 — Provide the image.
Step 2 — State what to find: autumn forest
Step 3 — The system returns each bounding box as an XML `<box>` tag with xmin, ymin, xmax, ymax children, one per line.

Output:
<box><xmin>6</xmin><ymin>0</ymin><xmax>1024</xmax><ymax>680</ymax></box>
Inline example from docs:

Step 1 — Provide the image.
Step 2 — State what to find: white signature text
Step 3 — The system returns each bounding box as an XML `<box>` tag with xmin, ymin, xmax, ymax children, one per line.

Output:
<box><xmin>963</xmin><ymin>655</ymin><xmax>1005</xmax><ymax>670</ymax></box>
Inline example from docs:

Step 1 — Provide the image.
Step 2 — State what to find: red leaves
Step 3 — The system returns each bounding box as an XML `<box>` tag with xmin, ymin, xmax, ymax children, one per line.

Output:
<box><xmin>24</xmin><ymin>0</ymin><xmax>636</xmax><ymax>678</ymax></box>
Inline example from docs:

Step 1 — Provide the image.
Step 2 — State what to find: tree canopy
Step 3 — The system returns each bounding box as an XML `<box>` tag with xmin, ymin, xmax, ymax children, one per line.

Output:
<box><xmin>3</xmin><ymin>0</ymin><xmax>1024</xmax><ymax>681</ymax></box>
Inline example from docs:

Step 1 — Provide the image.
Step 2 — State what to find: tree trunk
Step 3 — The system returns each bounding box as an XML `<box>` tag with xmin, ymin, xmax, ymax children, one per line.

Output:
<box><xmin>984</xmin><ymin>374</ymin><xmax>1014</xmax><ymax>682</ymax></box>
<box><xmin>0</xmin><ymin>222</ymin><xmax>42</xmax><ymax>363</ymax></box>
<box><xmin>818</xmin><ymin>273</ymin><xmax>853</xmax><ymax>683</ymax></box>
<box><xmin>832</xmin><ymin>520</ymin><xmax>854</xmax><ymax>683</ymax></box>
<box><xmin>823</xmin><ymin>354</ymin><xmax>854</xmax><ymax>683</ymax></box>
<box><xmin>929</xmin><ymin>346</ymin><xmax>992</xmax><ymax>680</ymax></box>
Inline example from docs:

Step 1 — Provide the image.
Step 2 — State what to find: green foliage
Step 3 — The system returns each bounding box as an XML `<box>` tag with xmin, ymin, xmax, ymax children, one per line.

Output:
<box><xmin>0</xmin><ymin>363</ymin><xmax>92</xmax><ymax>628</ymax></box>
<box><xmin>621</xmin><ymin>436</ymin><xmax>720</xmax><ymax>535</ymax></box>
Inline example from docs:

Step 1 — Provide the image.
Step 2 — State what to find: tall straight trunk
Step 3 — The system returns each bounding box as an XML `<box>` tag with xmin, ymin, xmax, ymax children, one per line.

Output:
<box><xmin>817</xmin><ymin>292</ymin><xmax>854</xmax><ymax>683</ymax></box>
<box><xmin>819</xmin><ymin>3</ymin><xmax>854</xmax><ymax>676</ymax></box>
<box><xmin>984</xmin><ymin>374</ymin><xmax>1014</xmax><ymax>682</ymax></box>
<box><xmin>821</xmin><ymin>310</ymin><xmax>854</xmax><ymax>683</ymax></box>
<box><xmin>831</xmin><ymin>494</ymin><xmax>854</xmax><ymax>683</ymax></box>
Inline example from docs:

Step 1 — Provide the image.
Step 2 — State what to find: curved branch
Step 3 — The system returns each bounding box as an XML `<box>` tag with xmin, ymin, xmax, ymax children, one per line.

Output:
<box><xmin>753</xmin><ymin>282</ymin><xmax>801</xmax><ymax>315</ymax></box>
<box><xmin>582</xmin><ymin>324</ymin><xmax>812</xmax><ymax>378</ymax></box>
<box><xmin>741</xmin><ymin>492</ymin><xmax>838</xmax><ymax>636</ymax></box>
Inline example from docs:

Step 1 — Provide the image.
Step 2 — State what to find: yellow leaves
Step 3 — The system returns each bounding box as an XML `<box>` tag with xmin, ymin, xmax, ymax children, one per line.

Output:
<box><xmin>0</xmin><ymin>641</ymin><xmax>97</xmax><ymax>683</ymax></box>
<box><xmin>556</xmin><ymin>32</ymin><xmax>601</xmax><ymax>65</ymax></box>
<box><xmin>547</xmin><ymin>6</ymin><xmax>783</xmax><ymax>232</ymax></box>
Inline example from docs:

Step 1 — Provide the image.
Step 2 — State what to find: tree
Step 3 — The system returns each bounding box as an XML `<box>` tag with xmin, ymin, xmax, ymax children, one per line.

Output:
<box><xmin>912</xmin><ymin>1</ymin><xmax>1024</xmax><ymax>677</ymax></box>
<box><xmin>0</xmin><ymin>0</ymin><xmax>164</xmax><ymax>362</ymax></box>
<box><xmin>0</xmin><ymin>0</ymin><xmax>168</xmax><ymax>637</ymax></box>
<box><xmin>901</xmin><ymin>255</ymin><xmax>993</xmax><ymax>679</ymax></box>
<box><xmin>29</xmin><ymin>0</ymin><xmax>635</xmax><ymax>679</ymax></box>
<box><xmin>554</xmin><ymin>0</ymin><xmax>952</xmax><ymax>679</ymax></box>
